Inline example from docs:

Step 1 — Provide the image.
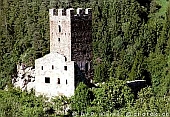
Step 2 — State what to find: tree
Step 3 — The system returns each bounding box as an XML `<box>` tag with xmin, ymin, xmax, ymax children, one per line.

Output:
<box><xmin>71</xmin><ymin>82</ymin><xmax>91</xmax><ymax>115</ymax></box>
<box><xmin>90</xmin><ymin>79</ymin><xmax>134</xmax><ymax>114</ymax></box>
<box><xmin>52</xmin><ymin>96</ymin><xmax>70</xmax><ymax>115</ymax></box>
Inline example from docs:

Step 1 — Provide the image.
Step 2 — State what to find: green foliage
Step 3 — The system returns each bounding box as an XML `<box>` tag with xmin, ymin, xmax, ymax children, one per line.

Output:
<box><xmin>129</xmin><ymin>87</ymin><xmax>170</xmax><ymax>116</ymax></box>
<box><xmin>93</xmin><ymin>61</ymin><xmax>110</xmax><ymax>82</ymax></box>
<box><xmin>71</xmin><ymin>82</ymin><xmax>91</xmax><ymax>114</ymax></box>
<box><xmin>89</xmin><ymin>79</ymin><xmax>134</xmax><ymax>114</ymax></box>
<box><xmin>52</xmin><ymin>95</ymin><xmax>71</xmax><ymax>115</ymax></box>
<box><xmin>0</xmin><ymin>88</ymin><xmax>47</xmax><ymax>117</ymax></box>
<box><xmin>1</xmin><ymin>0</ymin><xmax>170</xmax><ymax>116</ymax></box>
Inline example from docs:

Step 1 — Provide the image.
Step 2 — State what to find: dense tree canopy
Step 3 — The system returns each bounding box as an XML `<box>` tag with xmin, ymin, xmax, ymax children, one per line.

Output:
<box><xmin>0</xmin><ymin>0</ymin><xmax>170</xmax><ymax>116</ymax></box>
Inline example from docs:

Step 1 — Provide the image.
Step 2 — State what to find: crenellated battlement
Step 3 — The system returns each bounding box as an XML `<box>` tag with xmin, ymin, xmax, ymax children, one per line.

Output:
<box><xmin>49</xmin><ymin>8</ymin><xmax>92</xmax><ymax>17</ymax></box>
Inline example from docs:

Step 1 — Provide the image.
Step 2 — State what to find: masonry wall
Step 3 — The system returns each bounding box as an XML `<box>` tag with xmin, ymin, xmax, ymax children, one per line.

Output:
<box><xmin>49</xmin><ymin>8</ymin><xmax>74</xmax><ymax>61</ymax></box>
<box><xmin>49</xmin><ymin>8</ymin><xmax>93</xmax><ymax>80</ymax></box>
<box><xmin>35</xmin><ymin>53</ymin><xmax>75</xmax><ymax>97</ymax></box>
<box><xmin>71</xmin><ymin>8</ymin><xmax>93</xmax><ymax>79</ymax></box>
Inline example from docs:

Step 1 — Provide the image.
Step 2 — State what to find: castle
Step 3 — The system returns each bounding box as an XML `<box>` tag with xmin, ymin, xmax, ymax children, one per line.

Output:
<box><xmin>13</xmin><ymin>8</ymin><xmax>93</xmax><ymax>98</ymax></box>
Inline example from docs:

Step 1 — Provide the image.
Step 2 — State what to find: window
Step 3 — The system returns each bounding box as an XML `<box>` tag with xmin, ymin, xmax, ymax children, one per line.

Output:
<box><xmin>57</xmin><ymin>78</ymin><xmax>60</xmax><ymax>84</ymax></box>
<box><xmin>52</xmin><ymin>65</ymin><xmax>54</xmax><ymax>69</ymax></box>
<box><xmin>85</xmin><ymin>63</ymin><xmax>88</xmax><ymax>72</ymax></box>
<box><xmin>58</xmin><ymin>25</ymin><xmax>61</xmax><ymax>32</ymax></box>
<box><xmin>64</xmin><ymin>56</ymin><xmax>67</xmax><ymax>61</ymax></box>
<box><xmin>58</xmin><ymin>38</ymin><xmax>60</xmax><ymax>42</ymax></box>
<box><xmin>45</xmin><ymin>77</ymin><xmax>50</xmax><ymax>83</ymax></box>
<box><xmin>41</xmin><ymin>66</ymin><xmax>43</xmax><ymax>70</ymax></box>
<box><xmin>64</xmin><ymin>66</ymin><xmax>67</xmax><ymax>71</ymax></box>
<box><xmin>66</xmin><ymin>79</ymin><xmax>68</xmax><ymax>85</ymax></box>
<box><xmin>83</xmin><ymin>50</ymin><xmax>86</xmax><ymax>54</ymax></box>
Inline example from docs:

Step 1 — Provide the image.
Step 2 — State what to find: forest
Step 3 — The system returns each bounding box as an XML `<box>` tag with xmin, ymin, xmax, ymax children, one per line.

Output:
<box><xmin>0</xmin><ymin>0</ymin><xmax>170</xmax><ymax>116</ymax></box>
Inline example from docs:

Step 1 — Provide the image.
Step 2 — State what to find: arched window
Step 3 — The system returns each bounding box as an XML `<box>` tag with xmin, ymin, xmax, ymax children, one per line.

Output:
<box><xmin>58</xmin><ymin>25</ymin><xmax>61</xmax><ymax>32</ymax></box>
<box><xmin>52</xmin><ymin>65</ymin><xmax>54</xmax><ymax>69</ymax></box>
<box><xmin>57</xmin><ymin>78</ymin><xmax>60</xmax><ymax>84</ymax></box>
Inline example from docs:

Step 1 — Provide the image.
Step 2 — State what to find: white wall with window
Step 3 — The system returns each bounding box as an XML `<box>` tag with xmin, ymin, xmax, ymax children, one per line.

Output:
<box><xmin>35</xmin><ymin>53</ymin><xmax>75</xmax><ymax>97</ymax></box>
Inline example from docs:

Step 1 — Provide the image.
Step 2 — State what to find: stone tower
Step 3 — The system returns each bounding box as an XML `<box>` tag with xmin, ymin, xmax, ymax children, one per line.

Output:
<box><xmin>13</xmin><ymin>8</ymin><xmax>93</xmax><ymax>98</ymax></box>
<box><xmin>49</xmin><ymin>8</ymin><xmax>93</xmax><ymax>80</ymax></box>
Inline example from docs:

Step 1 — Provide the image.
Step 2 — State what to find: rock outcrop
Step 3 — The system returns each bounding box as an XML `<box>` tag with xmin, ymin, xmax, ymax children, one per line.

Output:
<box><xmin>12</xmin><ymin>63</ymin><xmax>35</xmax><ymax>91</ymax></box>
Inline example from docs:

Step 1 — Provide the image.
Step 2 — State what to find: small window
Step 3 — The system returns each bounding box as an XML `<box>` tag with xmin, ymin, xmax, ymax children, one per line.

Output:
<box><xmin>66</xmin><ymin>79</ymin><xmax>68</xmax><ymax>85</ymax></box>
<box><xmin>52</xmin><ymin>65</ymin><xmax>54</xmax><ymax>69</ymax></box>
<box><xmin>64</xmin><ymin>56</ymin><xmax>67</xmax><ymax>61</ymax></box>
<box><xmin>58</xmin><ymin>38</ymin><xmax>60</xmax><ymax>42</ymax></box>
<box><xmin>64</xmin><ymin>66</ymin><xmax>67</xmax><ymax>71</ymax></box>
<box><xmin>83</xmin><ymin>50</ymin><xmax>86</xmax><ymax>54</ymax></box>
<box><xmin>41</xmin><ymin>66</ymin><xmax>43</xmax><ymax>70</ymax></box>
<box><xmin>45</xmin><ymin>77</ymin><xmax>50</xmax><ymax>83</ymax></box>
<box><xmin>85</xmin><ymin>63</ymin><xmax>88</xmax><ymax>72</ymax></box>
<box><xmin>58</xmin><ymin>25</ymin><xmax>61</xmax><ymax>32</ymax></box>
<box><xmin>57</xmin><ymin>78</ymin><xmax>60</xmax><ymax>84</ymax></box>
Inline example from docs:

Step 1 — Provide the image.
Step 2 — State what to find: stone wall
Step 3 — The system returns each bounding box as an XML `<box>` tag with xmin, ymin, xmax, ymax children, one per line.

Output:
<box><xmin>49</xmin><ymin>8</ymin><xmax>93</xmax><ymax>80</ymax></box>
<box><xmin>71</xmin><ymin>8</ymin><xmax>93</xmax><ymax>79</ymax></box>
<box><xmin>35</xmin><ymin>53</ymin><xmax>75</xmax><ymax>97</ymax></box>
<box><xmin>49</xmin><ymin>8</ymin><xmax>73</xmax><ymax>61</ymax></box>
<box><xmin>13</xmin><ymin>8</ymin><xmax>93</xmax><ymax>98</ymax></box>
